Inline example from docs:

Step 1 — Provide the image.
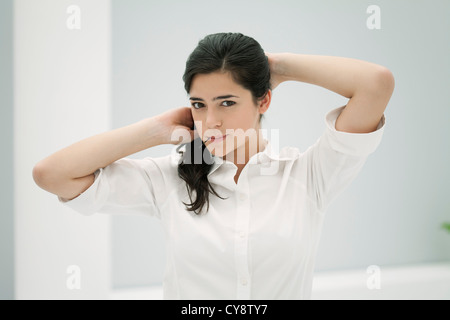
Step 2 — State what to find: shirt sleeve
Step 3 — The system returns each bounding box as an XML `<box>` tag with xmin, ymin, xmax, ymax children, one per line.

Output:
<box><xmin>57</xmin><ymin>156</ymin><xmax>171</xmax><ymax>218</ymax></box>
<box><xmin>306</xmin><ymin>106</ymin><xmax>385</xmax><ymax>212</ymax></box>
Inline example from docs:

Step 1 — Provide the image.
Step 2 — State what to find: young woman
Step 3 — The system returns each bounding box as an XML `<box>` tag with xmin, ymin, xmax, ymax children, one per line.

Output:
<box><xmin>33</xmin><ymin>32</ymin><xmax>394</xmax><ymax>299</ymax></box>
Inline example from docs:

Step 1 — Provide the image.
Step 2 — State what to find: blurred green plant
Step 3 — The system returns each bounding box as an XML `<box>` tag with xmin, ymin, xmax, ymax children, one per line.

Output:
<box><xmin>442</xmin><ymin>222</ymin><xmax>450</xmax><ymax>233</ymax></box>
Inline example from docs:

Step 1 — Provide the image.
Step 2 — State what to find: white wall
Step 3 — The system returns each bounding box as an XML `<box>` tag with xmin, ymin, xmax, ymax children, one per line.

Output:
<box><xmin>14</xmin><ymin>0</ymin><xmax>111</xmax><ymax>299</ymax></box>
<box><xmin>111</xmin><ymin>0</ymin><xmax>450</xmax><ymax>288</ymax></box>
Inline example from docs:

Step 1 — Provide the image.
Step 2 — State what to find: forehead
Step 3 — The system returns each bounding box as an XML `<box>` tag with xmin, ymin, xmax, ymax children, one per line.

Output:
<box><xmin>189</xmin><ymin>71</ymin><xmax>248</xmax><ymax>98</ymax></box>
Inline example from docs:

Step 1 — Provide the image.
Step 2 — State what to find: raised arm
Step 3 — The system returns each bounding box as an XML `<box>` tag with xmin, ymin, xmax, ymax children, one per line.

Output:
<box><xmin>32</xmin><ymin>107</ymin><xmax>194</xmax><ymax>201</ymax></box>
<box><xmin>266</xmin><ymin>52</ymin><xmax>395</xmax><ymax>133</ymax></box>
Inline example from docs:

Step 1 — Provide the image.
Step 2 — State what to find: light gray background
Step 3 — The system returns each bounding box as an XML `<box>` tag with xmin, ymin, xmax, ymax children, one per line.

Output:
<box><xmin>0</xmin><ymin>0</ymin><xmax>14</xmax><ymax>300</ymax></box>
<box><xmin>111</xmin><ymin>0</ymin><xmax>450</xmax><ymax>288</ymax></box>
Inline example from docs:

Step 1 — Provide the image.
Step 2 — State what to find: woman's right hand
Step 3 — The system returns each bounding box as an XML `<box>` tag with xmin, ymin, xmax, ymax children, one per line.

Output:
<box><xmin>156</xmin><ymin>106</ymin><xmax>196</xmax><ymax>145</ymax></box>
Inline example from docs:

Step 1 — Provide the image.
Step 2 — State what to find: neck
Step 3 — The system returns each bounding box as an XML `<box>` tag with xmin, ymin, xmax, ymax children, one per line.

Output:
<box><xmin>224</xmin><ymin>129</ymin><xmax>266</xmax><ymax>182</ymax></box>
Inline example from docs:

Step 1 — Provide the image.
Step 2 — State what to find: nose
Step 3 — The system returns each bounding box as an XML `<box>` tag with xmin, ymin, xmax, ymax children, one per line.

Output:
<box><xmin>205</xmin><ymin>108</ymin><xmax>222</xmax><ymax>129</ymax></box>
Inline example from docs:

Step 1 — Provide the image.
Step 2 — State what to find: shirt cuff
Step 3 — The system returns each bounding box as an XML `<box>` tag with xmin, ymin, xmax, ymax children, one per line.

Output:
<box><xmin>324</xmin><ymin>106</ymin><xmax>386</xmax><ymax>157</ymax></box>
<box><xmin>58</xmin><ymin>169</ymin><xmax>108</xmax><ymax>215</ymax></box>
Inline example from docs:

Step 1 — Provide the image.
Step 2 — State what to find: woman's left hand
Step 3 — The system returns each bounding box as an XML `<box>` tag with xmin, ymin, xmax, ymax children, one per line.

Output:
<box><xmin>265</xmin><ymin>52</ymin><xmax>289</xmax><ymax>90</ymax></box>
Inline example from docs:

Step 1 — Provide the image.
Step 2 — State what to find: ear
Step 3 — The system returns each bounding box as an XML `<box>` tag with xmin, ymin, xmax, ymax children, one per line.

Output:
<box><xmin>258</xmin><ymin>89</ymin><xmax>272</xmax><ymax>114</ymax></box>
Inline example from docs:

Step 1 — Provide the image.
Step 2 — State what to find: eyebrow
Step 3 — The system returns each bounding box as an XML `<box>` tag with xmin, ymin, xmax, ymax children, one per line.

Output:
<box><xmin>189</xmin><ymin>95</ymin><xmax>240</xmax><ymax>102</ymax></box>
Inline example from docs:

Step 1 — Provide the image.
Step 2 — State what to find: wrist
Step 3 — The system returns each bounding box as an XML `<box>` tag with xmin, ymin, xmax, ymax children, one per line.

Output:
<box><xmin>272</xmin><ymin>52</ymin><xmax>293</xmax><ymax>79</ymax></box>
<box><xmin>142</xmin><ymin>116</ymin><xmax>170</xmax><ymax>146</ymax></box>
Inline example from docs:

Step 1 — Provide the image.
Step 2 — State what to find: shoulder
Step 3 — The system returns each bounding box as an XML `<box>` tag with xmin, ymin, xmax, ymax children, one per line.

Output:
<box><xmin>142</xmin><ymin>152</ymin><xmax>180</xmax><ymax>175</ymax></box>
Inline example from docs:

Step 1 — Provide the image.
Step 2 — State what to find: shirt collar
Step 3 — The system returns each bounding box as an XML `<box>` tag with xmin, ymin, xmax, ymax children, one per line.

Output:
<box><xmin>171</xmin><ymin>138</ymin><xmax>296</xmax><ymax>176</ymax></box>
<box><xmin>206</xmin><ymin>138</ymin><xmax>293</xmax><ymax>177</ymax></box>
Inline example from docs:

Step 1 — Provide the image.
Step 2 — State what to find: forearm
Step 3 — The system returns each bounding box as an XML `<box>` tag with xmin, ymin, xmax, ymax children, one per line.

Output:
<box><xmin>275</xmin><ymin>53</ymin><xmax>391</xmax><ymax>98</ymax></box>
<box><xmin>33</xmin><ymin>116</ymin><xmax>166</xmax><ymax>186</ymax></box>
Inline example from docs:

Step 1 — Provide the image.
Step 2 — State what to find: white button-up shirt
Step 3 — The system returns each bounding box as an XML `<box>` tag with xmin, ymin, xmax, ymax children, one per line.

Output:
<box><xmin>59</xmin><ymin>106</ymin><xmax>385</xmax><ymax>299</ymax></box>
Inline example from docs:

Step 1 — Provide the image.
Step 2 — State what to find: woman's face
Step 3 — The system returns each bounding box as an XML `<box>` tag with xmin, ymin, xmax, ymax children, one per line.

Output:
<box><xmin>189</xmin><ymin>71</ymin><xmax>270</xmax><ymax>162</ymax></box>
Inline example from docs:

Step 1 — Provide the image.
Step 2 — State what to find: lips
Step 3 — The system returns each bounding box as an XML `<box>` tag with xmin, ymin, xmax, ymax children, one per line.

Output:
<box><xmin>207</xmin><ymin>134</ymin><xmax>227</xmax><ymax>143</ymax></box>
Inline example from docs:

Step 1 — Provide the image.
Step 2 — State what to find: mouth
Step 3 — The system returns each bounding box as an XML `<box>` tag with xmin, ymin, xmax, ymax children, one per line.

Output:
<box><xmin>206</xmin><ymin>134</ymin><xmax>228</xmax><ymax>143</ymax></box>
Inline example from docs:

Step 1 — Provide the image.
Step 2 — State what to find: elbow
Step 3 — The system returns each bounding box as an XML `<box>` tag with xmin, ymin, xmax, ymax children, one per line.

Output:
<box><xmin>356</xmin><ymin>67</ymin><xmax>395</xmax><ymax>100</ymax></box>
<box><xmin>32</xmin><ymin>161</ymin><xmax>47</xmax><ymax>189</ymax></box>
<box><xmin>33</xmin><ymin>160</ymin><xmax>84</xmax><ymax>201</ymax></box>
<box><xmin>374</xmin><ymin>66</ymin><xmax>395</xmax><ymax>96</ymax></box>
<box><xmin>32</xmin><ymin>160</ymin><xmax>55</xmax><ymax>191</ymax></box>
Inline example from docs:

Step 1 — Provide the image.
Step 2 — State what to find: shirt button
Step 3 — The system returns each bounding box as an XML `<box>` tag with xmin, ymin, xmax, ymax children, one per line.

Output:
<box><xmin>241</xmin><ymin>278</ymin><xmax>248</xmax><ymax>286</ymax></box>
<box><xmin>239</xmin><ymin>193</ymin><xmax>247</xmax><ymax>201</ymax></box>
<box><xmin>239</xmin><ymin>231</ymin><xmax>245</xmax><ymax>238</ymax></box>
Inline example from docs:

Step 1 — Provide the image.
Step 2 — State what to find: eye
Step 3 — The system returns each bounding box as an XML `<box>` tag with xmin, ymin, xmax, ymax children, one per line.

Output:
<box><xmin>191</xmin><ymin>102</ymin><xmax>204</xmax><ymax>109</ymax></box>
<box><xmin>221</xmin><ymin>100</ymin><xmax>236</xmax><ymax>107</ymax></box>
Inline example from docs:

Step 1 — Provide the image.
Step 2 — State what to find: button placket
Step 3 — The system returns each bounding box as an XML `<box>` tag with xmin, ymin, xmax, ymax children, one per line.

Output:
<box><xmin>239</xmin><ymin>193</ymin><xmax>247</xmax><ymax>201</ymax></box>
<box><xmin>234</xmin><ymin>170</ymin><xmax>251</xmax><ymax>300</ymax></box>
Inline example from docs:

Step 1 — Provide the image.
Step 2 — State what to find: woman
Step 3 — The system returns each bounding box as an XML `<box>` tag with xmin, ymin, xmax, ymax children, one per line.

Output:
<box><xmin>33</xmin><ymin>32</ymin><xmax>394</xmax><ymax>299</ymax></box>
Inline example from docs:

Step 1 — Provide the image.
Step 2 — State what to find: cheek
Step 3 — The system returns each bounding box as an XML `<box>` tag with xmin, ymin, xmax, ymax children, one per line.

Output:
<box><xmin>232</xmin><ymin>110</ymin><xmax>258</xmax><ymax>131</ymax></box>
<box><xmin>192</xmin><ymin>116</ymin><xmax>205</xmax><ymax>136</ymax></box>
